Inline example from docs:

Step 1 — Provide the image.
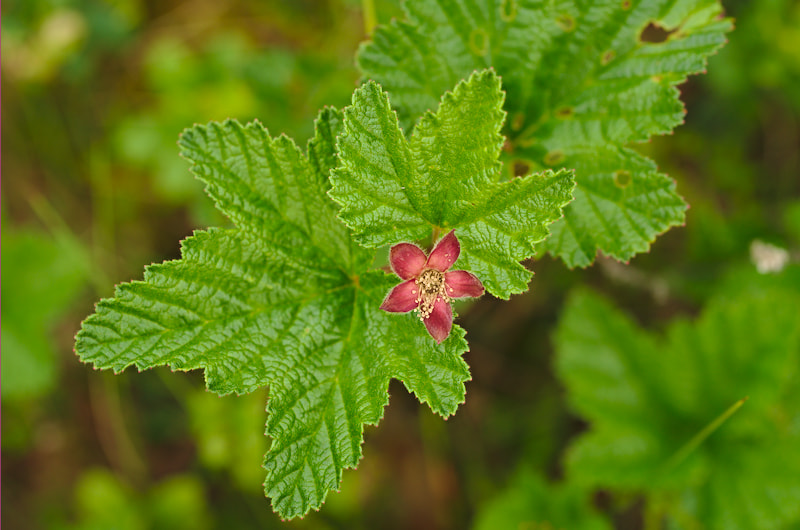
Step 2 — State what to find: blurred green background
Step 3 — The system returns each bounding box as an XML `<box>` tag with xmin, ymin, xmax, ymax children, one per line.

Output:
<box><xmin>2</xmin><ymin>0</ymin><xmax>800</xmax><ymax>528</ymax></box>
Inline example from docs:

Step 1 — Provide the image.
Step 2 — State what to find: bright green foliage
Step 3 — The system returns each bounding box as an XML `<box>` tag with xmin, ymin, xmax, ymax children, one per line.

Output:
<box><xmin>187</xmin><ymin>388</ymin><xmax>269</xmax><ymax>492</ymax></box>
<box><xmin>2</xmin><ymin>229</ymin><xmax>88</xmax><ymax>399</ymax></box>
<box><xmin>72</xmin><ymin>468</ymin><xmax>211</xmax><ymax>530</ymax></box>
<box><xmin>112</xmin><ymin>31</ymin><xmax>360</xmax><ymax>204</ymax></box>
<box><xmin>542</xmin><ymin>146</ymin><xmax>686</xmax><ymax>267</ymax></box>
<box><xmin>75</xmin><ymin>110</ymin><xmax>471</xmax><ymax>519</ymax></box>
<box><xmin>473</xmin><ymin>470</ymin><xmax>611</xmax><ymax>530</ymax></box>
<box><xmin>555</xmin><ymin>287</ymin><xmax>800</xmax><ymax>529</ymax></box>
<box><xmin>330</xmin><ymin>70</ymin><xmax>575</xmax><ymax>298</ymax></box>
<box><xmin>357</xmin><ymin>0</ymin><xmax>731</xmax><ymax>267</ymax></box>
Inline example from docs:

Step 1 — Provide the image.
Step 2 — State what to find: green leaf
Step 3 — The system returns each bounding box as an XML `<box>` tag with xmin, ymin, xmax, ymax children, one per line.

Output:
<box><xmin>75</xmin><ymin>111</ymin><xmax>471</xmax><ymax>519</ymax></box>
<box><xmin>2</xmin><ymin>229</ymin><xmax>89</xmax><ymax>400</ymax></box>
<box><xmin>330</xmin><ymin>70</ymin><xmax>575</xmax><ymax>298</ymax></box>
<box><xmin>474</xmin><ymin>470</ymin><xmax>612</xmax><ymax>530</ymax></box>
<box><xmin>357</xmin><ymin>0</ymin><xmax>731</xmax><ymax>267</ymax></box>
<box><xmin>541</xmin><ymin>145</ymin><xmax>687</xmax><ymax>267</ymax></box>
<box><xmin>555</xmin><ymin>286</ymin><xmax>800</xmax><ymax>529</ymax></box>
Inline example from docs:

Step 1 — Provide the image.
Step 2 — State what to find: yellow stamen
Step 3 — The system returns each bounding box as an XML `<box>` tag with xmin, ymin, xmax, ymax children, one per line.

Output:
<box><xmin>414</xmin><ymin>268</ymin><xmax>448</xmax><ymax>320</ymax></box>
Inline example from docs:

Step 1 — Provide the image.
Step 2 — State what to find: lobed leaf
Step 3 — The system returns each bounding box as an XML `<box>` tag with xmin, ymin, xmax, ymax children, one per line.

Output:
<box><xmin>542</xmin><ymin>146</ymin><xmax>687</xmax><ymax>267</ymax></box>
<box><xmin>331</xmin><ymin>70</ymin><xmax>575</xmax><ymax>298</ymax></box>
<box><xmin>554</xmin><ymin>285</ymin><xmax>800</xmax><ymax>528</ymax></box>
<box><xmin>76</xmin><ymin>112</ymin><xmax>471</xmax><ymax>519</ymax></box>
<box><xmin>358</xmin><ymin>0</ymin><xmax>732</xmax><ymax>267</ymax></box>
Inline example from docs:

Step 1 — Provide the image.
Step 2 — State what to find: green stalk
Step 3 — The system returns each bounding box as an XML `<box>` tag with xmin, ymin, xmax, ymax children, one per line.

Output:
<box><xmin>26</xmin><ymin>190</ymin><xmax>111</xmax><ymax>292</ymax></box>
<box><xmin>88</xmin><ymin>373</ymin><xmax>148</xmax><ymax>486</ymax></box>
<box><xmin>431</xmin><ymin>226</ymin><xmax>443</xmax><ymax>244</ymax></box>
<box><xmin>362</xmin><ymin>0</ymin><xmax>377</xmax><ymax>35</ymax></box>
<box><xmin>663</xmin><ymin>396</ymin><xmax>748</xmax><ymax>472</ymax></box>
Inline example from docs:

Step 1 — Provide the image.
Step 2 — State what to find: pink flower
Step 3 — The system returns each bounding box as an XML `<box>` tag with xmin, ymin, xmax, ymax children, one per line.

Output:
<box><xmin>380</xmin><ymin>230</ymin><xmax>484</xmax><ymax>343</ymax></box>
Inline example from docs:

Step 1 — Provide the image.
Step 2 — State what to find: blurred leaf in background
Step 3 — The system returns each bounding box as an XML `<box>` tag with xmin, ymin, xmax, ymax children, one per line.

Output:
<box><xmin>111</xmin><ymin>33</ymin><xmax>293</xmax><ymax>201</ymax></box>
<box><xmin>704</xmin><ymin>0</ymin><xmax>800</xmax><ymax>111</ymax></box>
<box><xmin>473</xmin><ymin>470</ymin><xmax>612</xmax><ymax>530</ymax></box>
<box><xmin>1</xmin><ymin>227</ymin><xmax>90</xmax><ymax>401</ymax></box>
<box><xmin>187</xmin><ymin>388</ymin><xmax>268</xmax><ymax>492</ymax></box>
<box><xmin>555</xmin><ymin>274</ymin><xmax>800</xmax><ymax>529</ymax></box>
<box><xmin>69</xmin><ymin>468</ymin><xmax>211</xmax><ymax>530</ymax></box>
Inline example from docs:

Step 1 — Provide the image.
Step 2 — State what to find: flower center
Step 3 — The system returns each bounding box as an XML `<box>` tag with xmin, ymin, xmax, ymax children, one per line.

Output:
<box><xmin>414</xmin><ymin>268</ymin><xmax>448</xmax><ymax>320</ymax></box>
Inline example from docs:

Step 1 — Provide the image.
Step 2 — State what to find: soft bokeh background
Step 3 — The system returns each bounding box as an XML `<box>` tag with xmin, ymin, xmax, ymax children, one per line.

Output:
<box><xmin>3</xmin><ymin>0</ymin><xmax>799</xmax><ymax>529</ymax></box>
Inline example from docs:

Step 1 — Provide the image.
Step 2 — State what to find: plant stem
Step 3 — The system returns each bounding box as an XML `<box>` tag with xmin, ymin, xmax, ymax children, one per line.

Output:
<box><xmin>431</xmin><ymin>226</ymin><xmax>444</xmax><ymax>244</ymax></box>
<box><xmin>26</xmin><ymin>190</ymin><xmax>111</xmax><ymax>292</ymax></box>
<box><xmin>362</xmin><ymin>0</ymin><xmax>377</xmax><ymax>35</ymax></box>
<box><xmin>663</xmin><ymin>396</ymin><xmax>748</xmax><ymax>472</ymax></box>
<box><xmin>89</xmin><ymin>152</ymin><xmax>117</xmax><ymax>284</ymax></box>
<box><xmin>88</xmin><ymin>373</ymin><xmax>148</xmax><ymax>486</ymax></box>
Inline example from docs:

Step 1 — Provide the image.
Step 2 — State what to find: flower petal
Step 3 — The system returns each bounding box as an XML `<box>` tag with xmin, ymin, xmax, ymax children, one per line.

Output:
<box><xmin>380</xmin><ymin>279</ymin><xmax>420</xmax><ymax>313</ymax></box>
<box><xmin>423</xmin><ymin>298</ymin><xmax>453</xmax><ymax>344</ymax></box>
<box><xmin>389</xmin><ymin>243</ymin><xmax>427</xmax><ymax>280</ymax></box>
<box><xmin>426</xmin><ymin>230</ymin><xmax>460</xmax><ymax>272</ymax></box>
<box><xmin>444</xmin><ymin>270</ymin><xmax>485</xmax><ymax>298</ymax></box>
